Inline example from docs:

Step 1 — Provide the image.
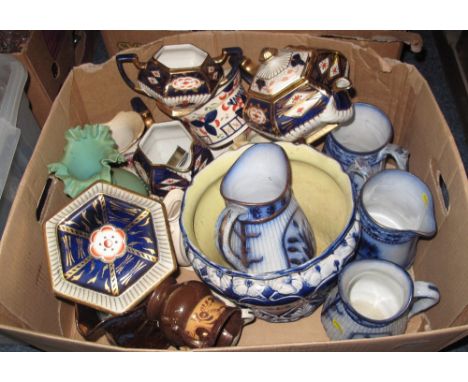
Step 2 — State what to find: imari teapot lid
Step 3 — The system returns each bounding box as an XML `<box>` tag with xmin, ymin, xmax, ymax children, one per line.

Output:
<box><xmin>44</xmin><ymin>182</ymin><xmax>176</xmax><ymax>315</ymax></box>
<box><xmin>249</xmin><ymin>47</ymin><xmax>312</xmax><ymax>99</ymax></box>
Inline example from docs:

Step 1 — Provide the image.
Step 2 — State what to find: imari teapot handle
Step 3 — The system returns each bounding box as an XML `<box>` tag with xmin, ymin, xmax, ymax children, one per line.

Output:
<box><xmin>116</xmin><ymin>53</ymin><xmax>148</xmax><ymax>97</ymax></box>
<box><xmin>130</xmin><ymin>97</ymin><xmax>155</xmax><ymax>131</ymax></box>
<box><xmin>213</xmin><ymin>47</ymin><xmax>244</xmax><ymax>87</ymax></box>
<box><xmin>239</xmin><ymin>56</ymin><xmax>258</xmax><ymax>85</ymax></box>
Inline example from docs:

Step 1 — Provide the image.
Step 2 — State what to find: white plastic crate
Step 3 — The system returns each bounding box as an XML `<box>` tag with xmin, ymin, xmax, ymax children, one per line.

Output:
<box><xmin>0</xmin><ymin>54</ymin><xmax>40</xmax><ymax>237</ymax></box>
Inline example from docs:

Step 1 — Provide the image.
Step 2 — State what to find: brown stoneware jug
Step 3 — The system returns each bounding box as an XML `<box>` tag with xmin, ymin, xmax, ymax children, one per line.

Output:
<box><xmin>146</xmin><ymin>276</ymin><xmax>244</xmax><ymax>349</ymax></box>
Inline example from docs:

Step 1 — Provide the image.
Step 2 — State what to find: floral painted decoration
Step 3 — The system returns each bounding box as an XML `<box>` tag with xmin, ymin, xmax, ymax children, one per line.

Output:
<box><xmin>89</xmin><ymin>224</ymin><xmax>127</xmax><ymax>263</ymax></box>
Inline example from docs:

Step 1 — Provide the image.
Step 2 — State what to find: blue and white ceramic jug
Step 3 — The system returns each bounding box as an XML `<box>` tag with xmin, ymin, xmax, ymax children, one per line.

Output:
<box><xmin>215</xmin><ymin>143</ymin><xmax>316</xmax><ymax>274</ymax></box>
<box><xmin>356</xmin><ymin>169</ymin><xmax>437</xmax><ymax>269</ymax></box>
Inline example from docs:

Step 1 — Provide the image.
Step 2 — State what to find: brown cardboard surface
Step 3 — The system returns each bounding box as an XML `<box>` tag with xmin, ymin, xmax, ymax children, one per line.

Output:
<box><xmin>13</xmin><ymin>31</ymin><xmax>80</xmax><ymax>127</ymax></box>
<box><xmin>0</xmin><ymin>31</ymin><xmax>467</xmax><ymax>351</ymax></box>
<box><xmin>101</xmin><ymin>30</ymin><xmax>422</xmax><ymax>60</ymax></box>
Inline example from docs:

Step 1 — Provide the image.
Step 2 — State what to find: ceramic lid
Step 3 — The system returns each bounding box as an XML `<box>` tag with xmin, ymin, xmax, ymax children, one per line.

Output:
<box><xmin>249</xmin><ymin>48</ymin><xmax>311</xmax><ymax>98</ymax></box>
<box><xmin>44</xmin><ymin>182</ymin><xmax>176</xmax><ymax>315</ymax></box>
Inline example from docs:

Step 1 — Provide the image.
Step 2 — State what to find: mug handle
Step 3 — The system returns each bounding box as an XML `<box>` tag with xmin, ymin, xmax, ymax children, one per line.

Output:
<box><xmin>213</xmin><ymin>292</ymin><xmax>256</xmax><ymax>325</ymax></box>
<box><xmin>377</xmin><ymin>143</ymin><xmax>410</xmax><ymax>171</ymax></box>
<box><xmin>216</xmin><ymin>205</ymin><xmax>250</xmax><ymax>272</ymax></box>
<box><xmin>162</xmin><ymin>189</ymin><xmax>190</xmax><ymax>267</ymax></box>
<box><xmin>116</xmin><ymin>53</ymin><xmax>148</xmax><ymax>97</ymax></box>
<box><xmin>347</xmin><ymin>157</ymin><xmax>373</xmax><ymax>187</ymax></box>
<box><xmin>408</xmin><ymin>281</ymin><xmax>440</xmax><ymax>319</ymax></box>
<box><xmin>213</xmin><ymin>47</ymin><xmax>244</xmax><ymax>87</ymax></box>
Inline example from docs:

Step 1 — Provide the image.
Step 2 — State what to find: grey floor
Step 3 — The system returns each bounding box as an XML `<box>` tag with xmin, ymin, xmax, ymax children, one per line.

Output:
<box><xmin>0</xmin><ymin>30</ymin><xmax>467</xmax><ymax>352</ymax></box>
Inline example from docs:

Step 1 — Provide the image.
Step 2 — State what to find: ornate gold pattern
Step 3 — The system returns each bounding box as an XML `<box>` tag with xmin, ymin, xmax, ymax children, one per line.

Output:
<box><xmin>99</xmin><ymin>194</ymin><xmax>109</xmax><ymax>225</ymax></box>
<box><xmin>120</xmin><ymin>260</ymin><xmax>147</xmax><ymax>286</ymax></box>
<box><xmin>126</xmin><ymin>246</ymin><xmax>158</xmax><ymax>263</ymax></box>
<box><xmin>115</xmin><ymin>254</ymin><xmax>134</xmax><ymax>275</ymax></box>
<box><xmin>77</xmin><ymin>238</ymin><xmax>86</xmax><ymax>260</ymax></box>
<box><xmin>124</xmin><ymin>210</ymin><xmax>150</xmax><ymax>232</ymax></box>
<box><xmin>109</xmin><ymin>263</ymin><xmax>120</xmax><ymax>296</ymax></box>
<box><xmin>45</xmin><ymin>182</ymin><xmax>176</xmax><ymax>315</ymax></box>
<box><xmin>184</xmin><ymin>296</ymin><xmax>226</xmax><ymax>342</ymax></box>
<box><xmin>62</xmin><ymin>236</ymin><xmax>74</xmax><ymax>267</ymax></box>
<box><xmin>58</xmin><ymin>225</ymin><xmax>90</xmax><ymax>240</ymax></box>
<box><xmin>64</xmin><ymin>256</ymin><xmax>93</xmax><ymax>280</ymax></box>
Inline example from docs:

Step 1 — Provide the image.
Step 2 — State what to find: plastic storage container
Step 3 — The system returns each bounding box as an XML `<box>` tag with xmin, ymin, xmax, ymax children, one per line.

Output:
<box><xmin>0</xmin><ymin>54</ymin><xmax>40</xmax><ymax>238</ymax></box>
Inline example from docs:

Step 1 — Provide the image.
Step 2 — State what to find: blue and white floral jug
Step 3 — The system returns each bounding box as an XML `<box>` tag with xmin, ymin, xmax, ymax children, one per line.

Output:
<box><xmin>356</xmin><ymin>169</ymin><xmax>437</xmax><ymax>269</ymax></box>
<box><xmin>215</xmin><ymin>143</ymin><xmax>316</xmax><ymax>274</ymax></box>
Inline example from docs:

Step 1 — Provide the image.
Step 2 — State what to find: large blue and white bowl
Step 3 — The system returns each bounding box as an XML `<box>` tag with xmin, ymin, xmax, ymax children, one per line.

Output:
<box><xmin>181</xmin><ymin>142</ymin><xmax>360</xmax><ymax>323</ymax></box>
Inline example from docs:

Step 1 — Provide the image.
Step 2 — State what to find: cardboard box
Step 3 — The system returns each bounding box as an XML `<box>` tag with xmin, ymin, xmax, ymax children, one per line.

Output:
<box><xmin>0</xmin><ymin>31</ymin><xmax>467</xmax><ymax>351</ymax></box>
<box><xmin>12</xmin><ymin>31</ymin><xmax>81</xmax><ymax>127</ymax></box>
<box><xmin>101</xmin><ymin>30</ymin><xmax>423</xmax><ymax>60</ymax></box>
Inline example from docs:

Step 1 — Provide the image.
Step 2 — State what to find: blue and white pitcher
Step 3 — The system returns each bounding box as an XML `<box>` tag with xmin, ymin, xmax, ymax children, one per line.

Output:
<box><xmin>216</xmin><ymin>143</ymin><xmax>316</xmax><ymax>274</ymax></box>
<box><xmin>356</xmin><ymin>169</ymin><xmax>437</xmax><ymax>269</ymax></box>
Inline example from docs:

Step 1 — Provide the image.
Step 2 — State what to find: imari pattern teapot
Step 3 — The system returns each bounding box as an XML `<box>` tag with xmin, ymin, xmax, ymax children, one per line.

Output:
<box><xmin>240</xmin><ymin>47</ymin><xmax>354</xmax><ymax>143</ymax></box>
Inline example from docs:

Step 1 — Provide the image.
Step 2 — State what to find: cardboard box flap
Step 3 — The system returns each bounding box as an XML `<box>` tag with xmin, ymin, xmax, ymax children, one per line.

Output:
<box><xmin>101</xmin><ymin>30</ymin><xmax>423</xmax><ymax>60</ymax></box>
<box><xmin>312</xmin><ymin>30</ymin><xmax>423</xmax><ymax>53</ymax></box>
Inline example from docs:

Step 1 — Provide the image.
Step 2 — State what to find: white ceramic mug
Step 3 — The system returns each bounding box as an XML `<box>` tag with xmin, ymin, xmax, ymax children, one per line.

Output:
<box><xmin>321</xmin><ymin>259</ymin><xmax>440</xmax><ymax>340</ymax></box>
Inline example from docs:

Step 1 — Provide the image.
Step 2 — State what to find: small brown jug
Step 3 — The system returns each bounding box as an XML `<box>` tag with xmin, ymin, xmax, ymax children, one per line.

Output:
<box><xmin>75</xmin><ymin>303</ymin><xmax>169</xmax><ymax>349</ymax></box>
<box><xmin>146</xmin><ymin>276</ymin><xmax>244</xmax><ymax>349</ymax></box>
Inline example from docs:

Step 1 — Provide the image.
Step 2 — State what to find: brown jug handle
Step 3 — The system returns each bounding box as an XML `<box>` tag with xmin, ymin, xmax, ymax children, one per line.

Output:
<box><xmin>116</xmin><ymin>53</ymin><xmax>148</xmax><ymax>97</ymax></box>
<box><xmin>75</xmin><ymin>304</ymin><xmax>109</xmax><ymax>342</ymax></box>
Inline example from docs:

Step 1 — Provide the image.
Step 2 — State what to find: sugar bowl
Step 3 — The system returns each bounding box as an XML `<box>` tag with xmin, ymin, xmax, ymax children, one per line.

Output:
<box><xmin>116</xmin><ymin>44</ymin><xmax>243</xmax><ymax>118</ymax></box>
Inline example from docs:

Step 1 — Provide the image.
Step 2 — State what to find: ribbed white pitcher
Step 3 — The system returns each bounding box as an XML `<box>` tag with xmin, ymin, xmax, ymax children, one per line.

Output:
<box><xmin>216</xmin><ymin>143</ymin><xmax>316</xmax><ymax>274</ymax></box>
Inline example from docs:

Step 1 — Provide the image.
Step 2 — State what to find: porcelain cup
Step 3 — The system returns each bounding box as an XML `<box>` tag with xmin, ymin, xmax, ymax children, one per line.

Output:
<box><xmin>132</xmin><ymin>120</ymin><xmax>213</xmax><ymax>198</ymax></box>
<box><xmin>321</xmin><ymin>259</ymin><xmax>440</xmax><ymax>340</ymax></box>
<box><xmin>216</xmin><ymin>143</ymin><xmax>316</xmax><ymax>274</ymax></box>
<box><xmin>324</xmin><ymin>102</ymin><xmax>409</xmax><ymax>195</ymax></box>
<box><xmin>356</xmin><ymin>169</ymin><xmax>437</xmax><ymax>269</ymax></box>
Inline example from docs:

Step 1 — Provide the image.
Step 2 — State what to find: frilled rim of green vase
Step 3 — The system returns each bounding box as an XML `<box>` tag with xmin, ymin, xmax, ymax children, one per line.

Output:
<box><xmin>48</xmin><ymin>124</ymin><xmax>125</xmax><ymax>198</ymax></box>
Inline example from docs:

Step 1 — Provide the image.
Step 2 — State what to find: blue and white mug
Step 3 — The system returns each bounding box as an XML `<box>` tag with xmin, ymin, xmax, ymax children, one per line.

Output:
<box><xmin>356</xmin><ymin>169</ymin><xmax>437</xmax><ymax>269</ymax></box>
<box><xmin>324</xmin><ymin>102</ymin><xmax>409</xmax><ymax>195</ymax></box>
<box><xmin>321</xmin><ymin>259</ymin><xmax>440</xmax><ymax>340</ymax></box>
<box><xmin>216</xmin><ymin>143</ymin><xmax>316</xmax><ymax>275</ymax></box>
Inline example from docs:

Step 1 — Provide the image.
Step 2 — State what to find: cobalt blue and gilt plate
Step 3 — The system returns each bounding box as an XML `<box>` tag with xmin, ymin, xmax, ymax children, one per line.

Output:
<box><xmin>44</xmin><ymin>182</ymin><xmax>176</xmax><ymax>314</ymax></box>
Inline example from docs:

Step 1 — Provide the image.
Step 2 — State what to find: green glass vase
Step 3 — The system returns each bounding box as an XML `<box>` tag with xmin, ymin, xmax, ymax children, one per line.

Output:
<box><xmin>48</xmin><ymin>124</ymin><xmax>125</xmax><ymax>198</ymax></box>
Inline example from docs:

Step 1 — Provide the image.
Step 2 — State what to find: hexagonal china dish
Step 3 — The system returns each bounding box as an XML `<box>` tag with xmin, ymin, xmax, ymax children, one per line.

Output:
<box><xmin>44</xmin><ymin>182</ymin><xmax>176</xmax><ymax>315</ymax></box>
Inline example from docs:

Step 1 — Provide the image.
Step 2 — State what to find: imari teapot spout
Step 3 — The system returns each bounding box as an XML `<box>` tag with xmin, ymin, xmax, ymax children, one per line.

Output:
<box><xmin>240</xmin><ymin>46</ymin><xmax>354</xmax><ymax>143</ymax></box>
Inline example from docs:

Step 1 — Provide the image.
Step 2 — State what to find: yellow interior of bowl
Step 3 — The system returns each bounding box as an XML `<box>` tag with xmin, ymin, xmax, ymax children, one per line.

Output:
<box><xmin>182</xmin><ymin>142</ymin><xmax>353</xmax><ymax>269</ymax></box>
